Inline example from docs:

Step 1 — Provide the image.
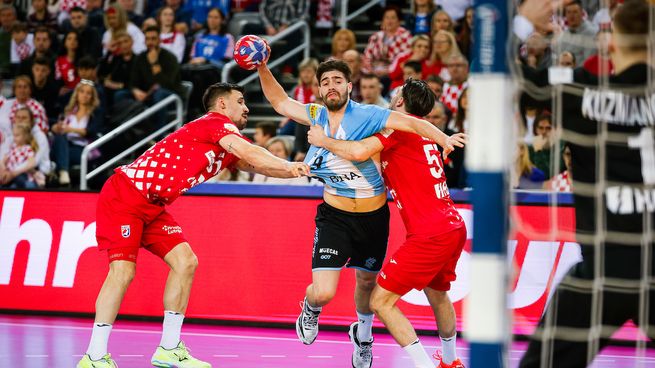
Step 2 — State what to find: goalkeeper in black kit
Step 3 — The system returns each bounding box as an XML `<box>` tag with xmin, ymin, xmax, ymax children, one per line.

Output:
<box><xmin>515</xmin><ymin>0</ymin><xmax>655</xmax><ymax>367</ymax></box>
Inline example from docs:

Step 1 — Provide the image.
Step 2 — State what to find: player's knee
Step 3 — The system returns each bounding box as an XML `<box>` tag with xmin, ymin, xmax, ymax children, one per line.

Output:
<box><xmin>312</xmin><ymin>288</ymin><xmax>337</xmax><ymax>306</ymax></box>
<box><xmin>355</xmin><ymin>273</ymin><xmax>377</xmax><ymax>292</ymax></box>
<box><xmin>176</xmin><ymin>253</ymin><xmax>198</xmax><ymax>275</ymax></box>
<box><xmin>369</xmin><ymin>291</ymin><xmax>392</xmax><ymax>315</ymax></box>
<box><xmin>108</xmin><ymin>262</ymin><xmax>136</xmax><ymax>286</ymax></box>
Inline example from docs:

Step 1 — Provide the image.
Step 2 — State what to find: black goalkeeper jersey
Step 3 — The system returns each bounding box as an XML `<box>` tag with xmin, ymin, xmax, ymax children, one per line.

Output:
<box><xmin>523</xmin><ymin>63</ymin><xmax>655</xmax><ymax>280</ymax></box>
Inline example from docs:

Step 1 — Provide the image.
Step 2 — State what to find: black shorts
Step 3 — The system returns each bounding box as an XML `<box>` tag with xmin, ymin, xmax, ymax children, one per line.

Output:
<box><xmin>311</xmin><ymin>201</ymin><xmax>390</xmax><ymax>272</ymax></box>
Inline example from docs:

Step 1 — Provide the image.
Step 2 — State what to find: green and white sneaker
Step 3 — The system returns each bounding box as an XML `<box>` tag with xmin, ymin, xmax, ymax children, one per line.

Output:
<box><xmin>151</xmin><ymin>341</ymin><xmax>211</xmax><ymax>368</ymax></box>
<box><xmin>77</xmin><ymin>353</ymin><xmax>118</xmax><ymax>368</ymax></box>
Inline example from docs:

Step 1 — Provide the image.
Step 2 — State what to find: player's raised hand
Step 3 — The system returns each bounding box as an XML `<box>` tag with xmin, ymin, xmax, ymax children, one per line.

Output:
<box><xmin>307</xmin><ymin>124</ymin><xmax>327</xmax><ymax>147</ymax></box>
<box><xmin>519</xmin><ymin>0</ymin><xmax>572</xmax><ymax>34</ymax></box>
<box><xmin>287</xmin><ymin>162</ymin><xmax>311</xmax><ymax>177</ymax></box>
<box><xmin>442</xmin><ymin>133</ymin><xmax>467</xmax><ymax>160</ymax></box>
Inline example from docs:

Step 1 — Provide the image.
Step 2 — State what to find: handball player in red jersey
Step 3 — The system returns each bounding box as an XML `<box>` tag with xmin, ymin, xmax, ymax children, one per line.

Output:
<box><xmin>308</xmin><ymin>79</ymin><xmax>467</xmax><ymax>368</ymax></box>
<box><xmin>77</xmin><ymin>83</ymin><xmax>310</xmax><ymax>368</ymax></box>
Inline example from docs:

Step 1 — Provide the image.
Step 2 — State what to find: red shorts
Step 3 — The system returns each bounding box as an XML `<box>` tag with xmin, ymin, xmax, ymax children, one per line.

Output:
<box><xmin>378</xmin><ymin>226</ymin><xmax>467</xmax><ymax>295</ymax></box>
<box><xmin>95</xmin><ymin>173</ymin><xmax>187</xmax><ymax>263</ymax></box>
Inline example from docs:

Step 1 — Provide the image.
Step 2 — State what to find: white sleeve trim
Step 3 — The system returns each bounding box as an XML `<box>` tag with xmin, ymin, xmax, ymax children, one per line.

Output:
<box><xmin>513</xmin><ymin>15</ymin><xmax>535</xmax><ymax>42</ymax></box>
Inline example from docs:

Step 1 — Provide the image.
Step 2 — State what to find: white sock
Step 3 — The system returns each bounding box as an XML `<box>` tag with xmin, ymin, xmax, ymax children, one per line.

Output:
<box><xmin>440</xmin><ymin>334</ymin><xmax>457</xmax><ymax>364</ymax></box>
<box><xmin>305</xmin><ymin>297</ymin><xmax>322</xmax><ymax>313</ymax></box>
<box><xmin>403</xmin><ymin>339</ymin><xmax>434</xmax><ymax>368</ymax></box>
<box><xmin>356</xmin><ymin>311</ymin><xmax>374</xmax><ymax>342</ymax></box>
<box><xmin>160</xmin><ymin>311</ymin><xmax>184</xmax><ymax>349</ymax></box>
<box><xmin>86</xmin><ymin>323</ymin><xmax>112</xmax><ymax>360</ymax></box>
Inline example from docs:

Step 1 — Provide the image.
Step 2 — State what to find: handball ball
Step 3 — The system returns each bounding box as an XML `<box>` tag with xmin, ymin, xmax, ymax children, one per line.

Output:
<box><xmin>234</xmin><ymin>35</ymin><xmax>270</xmax><ymax>70</ymax></box>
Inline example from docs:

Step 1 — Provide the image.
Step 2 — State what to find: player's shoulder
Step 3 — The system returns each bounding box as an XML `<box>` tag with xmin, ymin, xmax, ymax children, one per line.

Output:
<box><xmin>307</xmin><ymin>103</ymin><xmax>326</xmax><ymax>121</ymax></box>
<box><xmin>189</xmin><ymin>112</ymin><xmax>242</xmax><ymax>135</ymax></box>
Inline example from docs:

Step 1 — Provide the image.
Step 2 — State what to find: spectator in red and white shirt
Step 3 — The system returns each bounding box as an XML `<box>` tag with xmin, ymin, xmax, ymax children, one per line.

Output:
<box><xmin>56</xmin><ymin>30</ymin><xmax>81</xmax><ymax>92</ymax></box>
<box><xmin>13</xmin><ymin>106</ymin><xmax>51</xmax><ymax>186</ymax></box>
<box><xmin>544</xmin><ymin>145</ymin><xmax>572</xmax><ymax>193</ymax></box>
<box><xmin>423</xmin><ymin>30</ymin><xmax>460</xmax><ymax>81</ymax></box>
<box><xmin>8</xmin><ymin>75</ymin><xmax>49</xmax><ymax>133</ymax></box>
<box><xmin>388</xmin><ymin>34</ymin><xmax>430</xmax><ymax>90</ymax></box>
<box><xmin>0</xmin><ymin>123</ymin><xmax>38</xmax><ymax>188</ymax></box>
<box><xmin>362</xmin><ymin>6</ymin><xmax>411</xmax><ymax>78</ymax></box>
<box><xmin>440</xmin><ymin>53</ymin><xmax>468</xmax><ymax>115</ymax></box>
<box><xmin>156</xmin><ymin>5</ymin><xmax>185</xmax><ymax>62</ymax></box>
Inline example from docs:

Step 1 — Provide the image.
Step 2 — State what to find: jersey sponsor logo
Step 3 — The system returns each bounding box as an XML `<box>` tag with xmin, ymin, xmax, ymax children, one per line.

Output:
<box><xmin>162</xmin><ymin>225</ymin><xmax>182</xmax><ymax>235</ymax></box>
<box><xmin>327</xmin><ymin>172</ymin><xmax>362</xmax><ymax>183</ymax></box>
<box><xmin>121</xmin><ymin>225</ymin><xmax>130</xmax><ymax>238</ymax></box>
<box><xmin>364</xmin><ymin>257</ymin><xmax>377</xmax><ymax>269</ymax></box>
<box><xmin>606</xmin><ymin>185</ymin><xmax>655</xmax><ymax>215</ymax></box>
<box><xmin>319</xmin><ymin>248</ymin><xmax>338</xmax><ymax>255</ymax></box>
<box><xmin>581</xmin><ymin>88</ymin><xmax>655</xmax><ymax>127</ymax></box>
<box><xmin>389</xmin><ymin>258</ymin><xmax>397</xmax><ymax>265</ymax></box>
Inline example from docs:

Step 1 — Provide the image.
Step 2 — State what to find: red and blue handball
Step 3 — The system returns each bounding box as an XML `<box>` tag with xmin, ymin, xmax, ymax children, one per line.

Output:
<box><xmin>233</xmin><ymin>35</ymin><xmax>270</xmax><ymax>70</ymax></box>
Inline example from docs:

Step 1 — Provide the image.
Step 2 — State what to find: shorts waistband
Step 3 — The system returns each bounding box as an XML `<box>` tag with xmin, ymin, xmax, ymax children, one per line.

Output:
<box><xmin>320</xmin><ymin>201</ymin><xmax>389</xmax><ymax>217</ymax></box>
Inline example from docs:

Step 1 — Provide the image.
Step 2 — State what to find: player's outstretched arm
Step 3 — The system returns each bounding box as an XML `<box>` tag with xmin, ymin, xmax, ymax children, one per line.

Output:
<box><xmin>257</xmin><ymin>64</ymin><xmax>312</xmax><ymax>125</ymax></box>
<box><xmin>307</xmin><ymin>124</ymin><xmax>384</xmax><ymax>162</ymax></box>
<box><xmin>385</xmin><ymin>111</ymin><xmax>467</xmax><ymax>159</ymax></box>
<box><xmin>220</xmin><ymin>134</ymin><xmax>310</xmax><ymax>178</ymax></box>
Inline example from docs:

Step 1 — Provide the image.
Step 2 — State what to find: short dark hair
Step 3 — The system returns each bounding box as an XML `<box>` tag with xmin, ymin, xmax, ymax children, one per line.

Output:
<box><xmin>70</xmin><ymin>6</ymin><xmax>86</xmax><ymax>14</ymax></box>
<box><xmin>34</xmin><ymin>26</ymin><xmax>51</xmax><ymax>38</ymax></box>
<box><xmin>11</xmin><ymin>22</ymin><xmax>27</xmax><ymax>33</ymax></box>
<box><xmin>425</xmin><ymin>74</ymin><xmax>444</xmax><ymax>85</ymax></box>
<box><xmin>401</xmin><ymin>79</ymin><xmax>435</xmax><ymax>117</ymax></box>
<box><xmin>33</xmin><ymin>56</ymin><xmax>50</xmax><ymax>67</ymax></box>
<box><xmin>144</xmin><ymin>25</ymin><xmax>160</xmax><ymax>35</ymax></box>
<box><xmin>78</xmin><ymin>55</ymin><xmax>97</xmax><ymax>70</ymax></box>
<box><xmin>613</xmin><ymin>0</ymin><xmax>650</xmax><ymax>51</ymax></box>
<box><xmin>360</xmin><ymin>73</ymin><xmax>379</xmax><ymax>82</ymax></box>
<box><xmin>255</xmin><ymin>121</ymin><xmax>277</xmax><ymax>137</ymax></box>
<box><xmin>403</xmin><ymin>60</ymin><xmax>422</xmax><ymax>74</ymax></box>
<box><xmin>383</xmin><ymin>5</ymin><xmax>402</xmax><ymax>21</ymax></box>
<box><xmin>533</xmin><ymin>113</ymin><xmax>553</xmax><ymax>135</ymax></box>
<box><xmin>202</xmin><ymin>83</ymin><xmax>245</xmax><ymax>112</ymax></box>
<box><xmin>317</xmin><ymin>59</ymin><xmax>351</xmax><ymax>83</ymax></box>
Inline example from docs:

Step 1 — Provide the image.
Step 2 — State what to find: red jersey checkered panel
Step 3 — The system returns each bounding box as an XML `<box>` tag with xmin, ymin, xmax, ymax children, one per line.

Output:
<box><xmin>117</xmin><ymin>112</ymin><xmax>244</xmax><ymax>204</ymax></box>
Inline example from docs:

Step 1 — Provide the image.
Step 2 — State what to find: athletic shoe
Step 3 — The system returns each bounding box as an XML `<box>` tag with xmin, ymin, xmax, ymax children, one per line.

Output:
<box><xmin>151</xmin><ymin>341</ymin><xmax>211</xmax><ymax>367</ymax></box>
<box><xmin>348</xmin><ymin>321</ymin><xmax>373</xmax><ymax>368</ymax></box>
<box><xmin>296</xmin><ymin>298</ymin><xmax>320</xmax><ymax>345</ymax></box>
<box><xmin>76</xmin><ymin>353</ymin><xmax>118</xmax><ymax>368</ymax></box>
<box><xmin>434</xmin><ymin>351</ymin><xmax>465</xmax><ymax>368</ymax></box>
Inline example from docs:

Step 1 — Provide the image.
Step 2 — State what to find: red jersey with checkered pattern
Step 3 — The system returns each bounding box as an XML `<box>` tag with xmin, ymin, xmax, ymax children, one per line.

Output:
<box><xmin>441</xmin><ymin>81</ymin><xmax>468</xmax><ymax>115</ymax></box>
<box><xmin>374</xmin><ymin>127</ymin><xmax>464</xmax><ymax>237</ymax></box>
<box><xmin>362</xmin><ymin>27</ymin><xmax>412</xmax><ymax>74</ymax></box>
<box><xmin>6</xmin><ymin>143</ymin><xmax>35</xmax><ymax>172</ymax></box>
<box><xmin>116</xmin><ymin>112</ymin><xmax>244</xmax><ymax>205</ymax></box>
<box><xmin>9</xmin><ymin>99</ymin><xmax>48</xmax><ymax>133</ymax></box>
<box><xmin>549</xmin><ymin>170</ymin><xmax>572</xmax><ymax>192</ymax></box>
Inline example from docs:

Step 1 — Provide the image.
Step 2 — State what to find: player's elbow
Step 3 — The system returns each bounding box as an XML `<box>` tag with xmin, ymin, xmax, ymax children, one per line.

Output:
<box><xmin>351</xmin><ymin>148</ymin><xmax>371</xmax><ymax>162</ymax></box>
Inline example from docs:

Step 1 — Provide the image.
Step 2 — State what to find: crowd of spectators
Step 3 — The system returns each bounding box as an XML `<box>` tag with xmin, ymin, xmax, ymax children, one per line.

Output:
<box><xmin>0</xmin><ymin>0</ymin><xmax>609</xmax><ymax>191</ymax></box>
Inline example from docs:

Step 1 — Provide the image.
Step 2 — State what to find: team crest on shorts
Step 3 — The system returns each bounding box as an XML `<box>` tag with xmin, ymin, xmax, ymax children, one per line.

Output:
<box><xmin>121</xmin><ymin>225</ymin><xmax>131</xmax><ymax>238</ymax></box>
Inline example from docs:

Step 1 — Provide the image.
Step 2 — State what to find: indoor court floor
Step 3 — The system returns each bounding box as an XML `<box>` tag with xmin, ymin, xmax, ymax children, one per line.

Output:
<box><xmin>1</xmin><ymin>315</ymin><xmax>654</xmax><ymax>367</ymax></box>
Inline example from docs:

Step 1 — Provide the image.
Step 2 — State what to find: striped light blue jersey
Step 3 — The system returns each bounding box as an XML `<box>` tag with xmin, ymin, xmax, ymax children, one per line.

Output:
<box><xmin>304</xmin><ymin>100</ymin><xmax>391</xmax><ymax>198</ymax></box>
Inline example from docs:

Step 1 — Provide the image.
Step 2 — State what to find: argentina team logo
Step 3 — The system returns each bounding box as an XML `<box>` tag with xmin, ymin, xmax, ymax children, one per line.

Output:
<box><xmin>121</xmin><ymin>225</ymin><xmax>131</xmax><ymax>238</ymax></box>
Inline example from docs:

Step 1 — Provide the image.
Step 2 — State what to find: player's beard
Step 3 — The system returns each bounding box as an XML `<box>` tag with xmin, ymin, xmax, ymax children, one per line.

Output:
<box><xmin>323</xmin><ymin>91</ymin><xmax>348</xmax><ymax>111</ymax></box>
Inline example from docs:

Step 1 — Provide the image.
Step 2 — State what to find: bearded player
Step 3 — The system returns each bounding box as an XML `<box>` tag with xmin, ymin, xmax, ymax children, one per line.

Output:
<box><xmin>77</xmin><ymin>83</ymin><xmax>310</xmax><ymax>368</ymax></box>
<box><xmin>308</xmin><ymin>79</ymin><xmax>467</xmax><ymax>368</ymax></box>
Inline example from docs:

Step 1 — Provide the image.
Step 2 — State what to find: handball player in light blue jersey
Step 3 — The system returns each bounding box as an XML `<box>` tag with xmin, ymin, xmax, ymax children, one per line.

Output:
<box><xmin>257</xmin><ymin>59</ymin><xmax>464</xmax><ymax>367</ymax></box>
